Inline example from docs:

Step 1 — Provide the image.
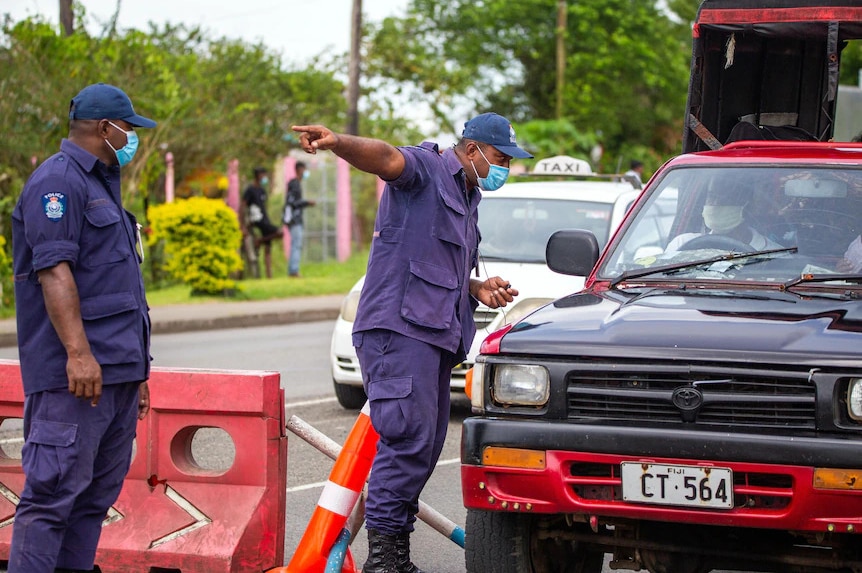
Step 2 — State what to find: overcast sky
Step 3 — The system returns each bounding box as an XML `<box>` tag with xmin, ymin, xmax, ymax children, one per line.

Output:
<box><xmin>5</xmin><ymin>0</ymin><xmax>409</xmax><ymax>65</ymax></box>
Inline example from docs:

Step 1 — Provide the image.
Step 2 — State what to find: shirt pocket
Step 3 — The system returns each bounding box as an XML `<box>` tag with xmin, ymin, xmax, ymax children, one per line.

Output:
<box><xmin>433</xmin><ymin>187</ymin><xmax>467</xmax><ymax>246</ymax></box>
<box><xmin>22</xmin><ymin>419</ymin><xmax>78</xmax><ymax>497</ymax></box>
<box><xmin>400</xmin><ymin>260</ymin><xmax>458</xmax><ymax>330</ymax></box>
<box><xmin>83</xmin><ymin>204</ymin><xmax>129</xmax><ymax>266</ymax></box>
<box><xmin>80</xmin><ymin>292</ymin><xmax>143</xmax><ymax>365</ymax></box>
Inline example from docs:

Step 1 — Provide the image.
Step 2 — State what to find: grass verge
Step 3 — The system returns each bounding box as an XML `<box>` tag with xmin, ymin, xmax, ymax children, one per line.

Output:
<box><xmin>0</xmin><ymin>250</ymin><xmax>369</xmax><ymax>319</ymax></box>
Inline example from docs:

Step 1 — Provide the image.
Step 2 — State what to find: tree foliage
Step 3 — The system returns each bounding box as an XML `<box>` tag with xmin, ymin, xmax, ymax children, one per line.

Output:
<box><xmin>0</xmin><ymin>12</ymin><xmax>348</xmax><ymax>214</ymax></box>
<box><xmin>365</xmin><ymin>0</ymin><xmax>693</xmax><ymax>162</ymax></box>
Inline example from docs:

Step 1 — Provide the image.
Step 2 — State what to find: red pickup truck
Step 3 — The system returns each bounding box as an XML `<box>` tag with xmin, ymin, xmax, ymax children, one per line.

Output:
<box><xmin>462</xmin><ymin>2</ymin><xmax>862</xmax><ymax>572</ymax></box>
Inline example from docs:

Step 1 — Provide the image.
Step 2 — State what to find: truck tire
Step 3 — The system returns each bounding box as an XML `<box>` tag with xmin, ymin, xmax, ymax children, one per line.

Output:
<box><xmin>333</xmin><ymin>379</ymin><xmax>367</xmax><ymax>409</ymax></box>
<box><xmin>465</xmin><ymin>509</ymin><xmax>604</xmax><ymax>573</ymax></box>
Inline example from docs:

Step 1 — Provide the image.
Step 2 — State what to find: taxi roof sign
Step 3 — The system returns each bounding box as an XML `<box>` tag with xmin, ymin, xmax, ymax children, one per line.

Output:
<box><xmin>532</xmin><ymin>155</ymin><xmax>596</xmax><ymax>176</ymax></box>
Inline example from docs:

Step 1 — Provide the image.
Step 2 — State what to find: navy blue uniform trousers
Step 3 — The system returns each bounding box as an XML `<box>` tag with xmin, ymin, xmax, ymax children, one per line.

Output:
<box><xmin>354</xmin><ymin>329</ymin><xmax>455</xmax><ymax>534</ymax></box>
<box><xmin>9</xmin><ymin>382</ymin><xmax>140</xmax><ymax>573</ymax></box>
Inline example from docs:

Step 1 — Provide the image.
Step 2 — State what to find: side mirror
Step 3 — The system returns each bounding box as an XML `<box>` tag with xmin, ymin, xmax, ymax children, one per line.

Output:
<box><xmin>546</xmin><ymin>230</ymin><xmax>600</xmax><ymax>276</ymax></box>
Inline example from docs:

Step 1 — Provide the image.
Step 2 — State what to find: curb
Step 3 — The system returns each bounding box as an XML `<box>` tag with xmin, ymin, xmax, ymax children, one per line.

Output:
<box><xmin>150</xmin><ymin>307</ymin><xmax>341</xmax><ymax>335</ymax></box>
<box><xmin>0</xmin><ymin>307</ymin><xmax>341</xmax><ymax>349</ymax></box>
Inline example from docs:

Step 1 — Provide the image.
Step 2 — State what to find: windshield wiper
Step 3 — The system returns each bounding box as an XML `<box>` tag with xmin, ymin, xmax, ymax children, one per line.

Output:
<box><xmin>609</xmin><ymin>246</ymin><xmax>798</xmax><ymax>289</ymax></box>
<box><xmin>784</xmin><ymin>273</ymin><xmax>862</xmax><ymax>290</ymax></box>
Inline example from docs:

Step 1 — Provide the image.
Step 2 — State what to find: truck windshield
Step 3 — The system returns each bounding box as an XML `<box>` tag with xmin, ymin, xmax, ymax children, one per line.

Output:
<box><xmin>599</xmin><ymin>165</ymin><xmax>862</xmax><ymax>284</ymax></box>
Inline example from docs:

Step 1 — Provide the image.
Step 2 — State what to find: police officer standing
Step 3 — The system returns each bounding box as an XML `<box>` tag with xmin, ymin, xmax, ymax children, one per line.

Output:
<box><xmin>10</xmin><ymin>83</ymin><xmax>155</xmax><ymax>573</ymax></box>
<box><xmin>293</xmin><ymin>113</ymin><xmax>529</xmax><ymax>573</ymax></box>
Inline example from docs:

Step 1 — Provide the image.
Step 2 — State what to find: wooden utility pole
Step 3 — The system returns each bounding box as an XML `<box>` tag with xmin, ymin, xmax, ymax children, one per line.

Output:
<box><xmin>346</xmin><ymin>0</ymin><xmax>362</xmax><ymax>135</ymax></box>
<box><xmin>60</xmin><ymin>0</ymin><xmax>74</xmax><ymax>36</ymax></box>
<box><xmin>556</xmin><ymin>0</ymin><xmax>567</xmax><ymax>120</ymax></box>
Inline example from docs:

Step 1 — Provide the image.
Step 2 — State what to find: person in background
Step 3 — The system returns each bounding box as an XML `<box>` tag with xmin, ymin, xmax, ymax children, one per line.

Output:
<box><xmin>9</xmin><ymin>83</ymin><xmax>153</xmax><ymax>573</ymax></box>
<box><xmin>293</xmin><ymin>112</ymin><xmax>528</xmax><ymax>573</ymax></box>
<box><xmin>242</xmin><ymin>167</ymin><xmax>282</xmax><ymax>278</ymax></box>
<box><xmin>624</xmin><ymin>159</ymin><xmax>644</xmax><ymax>189</ymax></box>
<box><xmin>284</xmin><ymin>161</ymin><xmax>317</xmax><ymax>277</ymax></box>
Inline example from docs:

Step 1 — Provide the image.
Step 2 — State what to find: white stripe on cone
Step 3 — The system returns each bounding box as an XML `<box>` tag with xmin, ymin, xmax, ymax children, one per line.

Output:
<box><xmin>318</xmin><ymin>480</ymin><xmax>362</xmax><ymax>517</ymax></box>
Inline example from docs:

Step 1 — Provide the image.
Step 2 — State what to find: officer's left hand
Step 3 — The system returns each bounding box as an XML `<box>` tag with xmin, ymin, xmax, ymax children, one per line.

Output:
<box><xmin>137</xmin><ymin>381</ymin><xmax>150</xmax><ymax>420</ymax></box>
<box><xmin>475</xmin><ymin>276</ymin><xmax>518</xmax><ymax>309</ymax></box>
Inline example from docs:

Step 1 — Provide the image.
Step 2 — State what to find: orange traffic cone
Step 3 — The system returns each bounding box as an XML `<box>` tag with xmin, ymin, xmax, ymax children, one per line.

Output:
<box><xmin>268</xmin><ymin>401</ymin><xmax>379</xmax><ymax>573</ymax></box>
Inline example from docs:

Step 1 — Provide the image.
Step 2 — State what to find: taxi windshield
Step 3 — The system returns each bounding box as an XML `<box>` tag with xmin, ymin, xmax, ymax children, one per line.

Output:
<box><xmin>479</xmin><ymin>197</ymin><xmax>614</xmax><ymax>264</ymax></box>
<box><xmin>598</xmin><ymin>165</ymin><xmax>862</xmax><ymax>285</ymax></box>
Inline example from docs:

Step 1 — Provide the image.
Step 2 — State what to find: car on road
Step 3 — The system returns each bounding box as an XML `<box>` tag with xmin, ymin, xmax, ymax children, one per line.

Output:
<box><xmin>329</xmin><ymin>157</ymin><xmax>643</xmax><ymax>409</ymax></box>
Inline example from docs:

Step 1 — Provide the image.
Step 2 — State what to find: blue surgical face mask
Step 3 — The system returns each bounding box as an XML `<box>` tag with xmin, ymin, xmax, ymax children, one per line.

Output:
<box><xmin>261</xmin><ymin>176</ymin><xmax>270</xmax><ymax>186</ymax></box>
<box><xmin>105</xmin><ymin>121</ymin><xmax>139</xmax><ymax>167</ymax></box>
<box><xmin>303</xmin><ymin>171</ymin><xmax>310</xmax><ymax>180</ymax></box>
<box><xmin>471</xmin><ymin>146</ymin><xmax>509</xmax><ymax>191</ymax></box>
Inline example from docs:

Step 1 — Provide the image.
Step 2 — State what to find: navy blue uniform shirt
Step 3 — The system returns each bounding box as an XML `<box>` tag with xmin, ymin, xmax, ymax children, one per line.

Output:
<box><xmin>12</xmin><ymin>139</ymin><xmax>151</xmax><ymax>395</ymax></box>
<box><xmin>353</xmin><ymin>142</ymin><xmax>480</xmax><ymax>362</ymax></box>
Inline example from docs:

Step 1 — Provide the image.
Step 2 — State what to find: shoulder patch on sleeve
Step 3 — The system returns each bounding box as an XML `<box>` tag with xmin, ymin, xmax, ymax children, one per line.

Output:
<box><xmin>42</xmin><ymin>192</ymin><xmax>67</xmax><ymax>221</ymax></box>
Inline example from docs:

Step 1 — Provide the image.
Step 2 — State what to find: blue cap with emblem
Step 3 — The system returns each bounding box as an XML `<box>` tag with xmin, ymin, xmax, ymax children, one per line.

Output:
<box><xmin>462</xmin><ymin>112</ymin><xmax>532</xmax><ymax>159</ymax></box>
<box><xmin>69</xmin><ymin>83</ymin><xmax>156</xmax><ymax>128</ymax></box>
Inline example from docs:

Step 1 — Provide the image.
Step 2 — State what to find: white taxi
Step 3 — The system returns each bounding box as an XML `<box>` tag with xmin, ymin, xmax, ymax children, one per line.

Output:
<box><xmin>329</xmin><ymin>157</ymin><xmax>646</xmax><ymax>408</ymax></box>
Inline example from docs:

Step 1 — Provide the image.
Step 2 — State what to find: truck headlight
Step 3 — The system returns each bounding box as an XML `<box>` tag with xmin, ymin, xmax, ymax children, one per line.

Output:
<box><xmin>493</xmin><ymin>364</ymin><xmax>549</xmax><ymax>406</ymax></box>
<box><xmin>848</xmin><ymin>379</ymin><xmax>862</xmax><ymax>421</ymax></box>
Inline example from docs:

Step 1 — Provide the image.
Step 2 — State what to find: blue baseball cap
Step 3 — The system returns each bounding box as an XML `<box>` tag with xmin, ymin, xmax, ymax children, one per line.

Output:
<box><xmin>69</xmin><ymin>83</ymin><xmax>157</xmax><ymax>128</ymax></box>
<box><xmin>462</xmin><ymin>112</ymin><xmax>532</xmax><ymax>159</ymax></box>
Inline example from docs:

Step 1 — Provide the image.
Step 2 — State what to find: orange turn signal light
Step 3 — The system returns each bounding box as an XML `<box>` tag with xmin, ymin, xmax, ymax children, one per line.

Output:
<box><xmin>814</xmin><ymin>468</ymin><xmax>862</xmax><ymax>491</ymax></box>
<box><xmin>465</xmin><ymin>367</ymin><xmax>474</xmax><ymax>400</ymax></box>
<box><xmin>482</xmin><ymin>446</ymin><xmax>546</xmax><ymax>470</ymax></box>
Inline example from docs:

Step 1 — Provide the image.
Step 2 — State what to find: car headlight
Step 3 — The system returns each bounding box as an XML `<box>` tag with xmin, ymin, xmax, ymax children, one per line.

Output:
<box><xmin>847</xmin><ymin>379</ymin><xmax>862</xmax><ymax>420</ymax></box>
<box><xmin>493</xmin><ymin>364</ymin><xmax>550</xmax><ymax>406</ymax></box>
<box><xmin>339</xmin><ymin>290</ymin><xmax>362</xmax><ymax>322</ymax></box>
<box><xmin>499</xmin><ymin>298</ymin><xmax>554</xmax><ymax>326</ymax></box>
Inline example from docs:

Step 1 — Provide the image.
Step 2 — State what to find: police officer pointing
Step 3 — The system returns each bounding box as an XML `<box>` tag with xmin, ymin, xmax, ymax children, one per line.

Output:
<box><xmin>10</xmin><ymin>83</ymin><xmax>155</xmax><ymax>573</ymax></box>
<box><xmin>293</xmin><ymin>113</ymin><xmax>529</xmax><ymax>573</ymax></box>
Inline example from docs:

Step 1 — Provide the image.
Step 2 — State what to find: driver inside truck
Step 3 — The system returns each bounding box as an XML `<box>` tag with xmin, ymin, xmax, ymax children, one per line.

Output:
<box><xmin>665</xmin><ymin>184</ymin><xmax>783</xmax><ymax>253</ymax></box>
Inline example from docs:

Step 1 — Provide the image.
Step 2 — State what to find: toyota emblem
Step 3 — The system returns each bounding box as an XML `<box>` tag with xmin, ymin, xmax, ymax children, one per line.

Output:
<box><xmin>672</xmin><ymin>387</ymin><xmax>703</xmax><ymax>411</ymax></box>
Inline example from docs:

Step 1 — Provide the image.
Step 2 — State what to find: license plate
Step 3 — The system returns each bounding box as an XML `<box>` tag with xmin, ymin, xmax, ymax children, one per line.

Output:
<box><xmin>621</xmin><ymin>462</ymin><xmax>733</xmax><ymax>509</ymax></box>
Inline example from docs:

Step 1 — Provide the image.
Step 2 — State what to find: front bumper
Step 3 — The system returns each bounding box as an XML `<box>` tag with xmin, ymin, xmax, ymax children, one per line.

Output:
<box><xmin>461</xmin><ymin>417</ymin><xmax>862</xmax><ymax>533</ymax></box>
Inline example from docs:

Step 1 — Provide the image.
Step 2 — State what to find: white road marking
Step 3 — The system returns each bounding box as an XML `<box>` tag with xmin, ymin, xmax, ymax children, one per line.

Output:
<box><xmin>285</xmin><ymin>396</ymin><xmax>338</xmax><ymax>408</ymax></box>
<box><xmin>0</xmin><ymin>438</ymin><xmax>22</xmax><ymax>445</ymax></box>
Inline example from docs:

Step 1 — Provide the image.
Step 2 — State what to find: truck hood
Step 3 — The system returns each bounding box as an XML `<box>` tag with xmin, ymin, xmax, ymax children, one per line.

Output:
<box><xmin>501</xmin><ymin>286</ymin><xmax>862</xmax><ymax>359</ymax></box>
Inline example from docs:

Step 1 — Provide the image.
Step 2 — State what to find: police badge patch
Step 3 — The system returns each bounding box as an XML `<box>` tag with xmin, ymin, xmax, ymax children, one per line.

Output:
<box><xmin>42</xmin><ymin>192</ymin><xmax>66</xmax><ymax>221</ymax></box>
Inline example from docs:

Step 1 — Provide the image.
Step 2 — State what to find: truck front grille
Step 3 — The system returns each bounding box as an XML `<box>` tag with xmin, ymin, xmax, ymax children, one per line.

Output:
<box><xmin>566</xmin><ymin>366</ymin><xmax>815</xmax><ymax>429</ymax></box>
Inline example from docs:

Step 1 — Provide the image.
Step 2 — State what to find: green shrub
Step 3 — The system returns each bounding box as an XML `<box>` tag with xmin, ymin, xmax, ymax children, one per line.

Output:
<box><xmin>147</xmin><ymin>198</ymin><xmax>243</xmax><ymax>295</ymax></box>
<box><xmin>0</xmin><ymin>236</ymin><xmax>11</xmax><ymax>310</ymax></box>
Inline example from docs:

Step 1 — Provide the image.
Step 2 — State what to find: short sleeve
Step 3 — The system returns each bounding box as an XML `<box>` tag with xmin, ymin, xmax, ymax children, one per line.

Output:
<box><xmin>387</xmin><ymin>147</ymin><xmax>421</xmax><ymax>190</ymax></box>
<box><xmin>20</xmin><ymin>173</ymin><xmax>84</xmax><ymax>272</ymax></box>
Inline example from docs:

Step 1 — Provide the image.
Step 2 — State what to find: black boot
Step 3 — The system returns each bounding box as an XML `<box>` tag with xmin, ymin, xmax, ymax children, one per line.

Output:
<box><xmin>394</xmin><ymin>532</ymin><xmax>426</xmax><ymax>573</ymax></box>
<box><xmin>363</xmin><ymin>529</ymin><xmax>399</xmax><ymax>573</ymax></box>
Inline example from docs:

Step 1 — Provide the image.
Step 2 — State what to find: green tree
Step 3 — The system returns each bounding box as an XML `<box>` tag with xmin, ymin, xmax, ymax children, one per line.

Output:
<box><xmin>364</xmin><ymin>0</ymin><xmax>692</xmax><ymax>157</ymax></box>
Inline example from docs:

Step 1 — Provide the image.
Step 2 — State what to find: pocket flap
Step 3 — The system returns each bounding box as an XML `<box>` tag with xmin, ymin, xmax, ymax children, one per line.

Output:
<box><xmin>367</xmin><ymin>376</ymin><xmax>413</xmax><ymax>401</ymax></box>
<box><xmin>84</xmin><ymin>205</ymin><xmax>122</xmax><ymax>228</ymax></box>
<box><xmin>80</xmin><ymin>292</ymin><xmax>139</xmax><ymax>320</ymax></box>
<box><xmin>409</xmin><ymin>260</ymin><xmax>457</xmax><ymax>289</ymax></box>
<box><xmin>440</xmin><ymin>189</ymin><xmax>466</xmax><ymax>215</ymax></box>
<box><xmin>29</xmin><ymin>419</ymin><xmax>77</xmax><ymax>447</ymax></box>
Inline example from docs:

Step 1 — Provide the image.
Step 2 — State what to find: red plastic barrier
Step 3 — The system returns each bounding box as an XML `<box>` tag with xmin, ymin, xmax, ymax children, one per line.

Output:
<box><xmin>0</xmin><ymin>360</ymin><xmax>287</xmax><ymax>573</ymax></box>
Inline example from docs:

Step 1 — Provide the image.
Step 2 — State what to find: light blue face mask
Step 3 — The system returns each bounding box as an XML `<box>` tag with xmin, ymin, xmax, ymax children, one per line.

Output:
<box><xmin>106</xmin><ymin>121</ymin><xmax>139</xmax><ymax>167</ymax></box>
<box><xmin>303</xmin><ymin>170</ymin><xmax>310</xmax><ymax>180</ymax></box>
<box><xmin>471</xmin><ymin>146</ymin><xmax>509</xmax><ymax>191</ymax></box>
